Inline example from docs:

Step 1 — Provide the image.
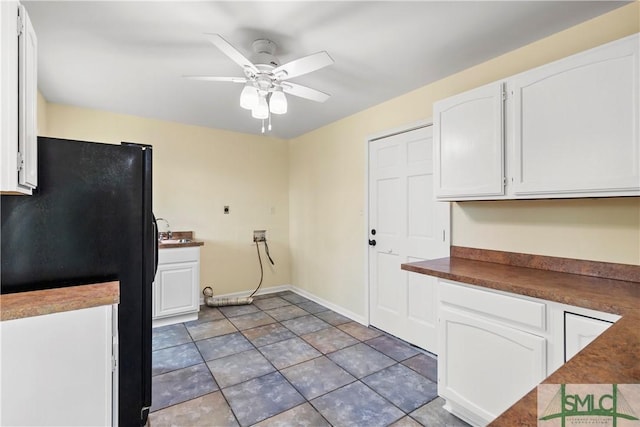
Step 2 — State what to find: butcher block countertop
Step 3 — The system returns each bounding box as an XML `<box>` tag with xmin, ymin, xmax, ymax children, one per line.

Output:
<box><xmin>0</xmin><ymin>281</ymin><xmax>119</xmax><ymax>321</ymax></box>
<box><xmin>401</xmin><ymin>246</ymin><xmax>640</xmax><ymax>427</ymax></box>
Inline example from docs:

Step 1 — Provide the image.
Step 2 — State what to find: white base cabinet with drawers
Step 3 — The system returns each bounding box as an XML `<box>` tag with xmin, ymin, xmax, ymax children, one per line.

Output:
<box><xmin>437</xmin><ymin>279</ymin><xmax>620</xmax><ymax>426</ymax></box>
<box><xmin>153</xmin><ymin>246</ymin><xmax>201</xmax><ymax>327</ymax></box>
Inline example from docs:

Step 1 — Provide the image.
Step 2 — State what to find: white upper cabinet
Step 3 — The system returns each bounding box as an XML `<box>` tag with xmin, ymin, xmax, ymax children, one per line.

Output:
<box><xmin>434</xmin><ymin>82</ymin><xmax>505</xmax><ymax>200</ymax></box>
<box><xmin>510</xmin><ymin>35</ymin><xmax>639</xmax><ymax>197</ymax></box>
<box><xmin>434</xmin><ymin>34</ymin><xmax>639</xmax><ymax>201</ymax></box>
<box><xmin>1</xmin><ymin>1</ymin><xmax>38</xmax><ymax>195</ymax></box>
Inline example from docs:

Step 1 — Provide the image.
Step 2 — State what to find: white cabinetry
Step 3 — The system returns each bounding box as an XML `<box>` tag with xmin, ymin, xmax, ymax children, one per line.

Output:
<box><xmin>434</xmin><ymin>82</ymin><xmax>504</xmax><ymax>199</ymax></box>
<box><xmin>153</xmin><ymin>246</ymin><xmax>200</xmax><ymax>327</ymax></box>
<box><xmin>438</xmin><ymin>280</ymin><xmax>547</xmax><ymax>426</ymax></box>
<box><xmin>1</xmin><ymin>1</ymin><xmax>38</xmax><ymax>195</ymax></box>
<box><xmin>510</xmin><ymin>36</ymin><xmax>639</xmax><ymax>197</ymax></box>
<box><xmin>0</xmin><ymin>305</ymin><xmax>116</xmax><ymax>426</ymax></box>
<box><xmin>564</xmin><ymin>312</ymin><xmax>614</xmax><ymax>362</ymax></box>
<box><xmin>434</xmin><ymin>34</ymin><xmax>639</xmax><ymax>201</ymax></box>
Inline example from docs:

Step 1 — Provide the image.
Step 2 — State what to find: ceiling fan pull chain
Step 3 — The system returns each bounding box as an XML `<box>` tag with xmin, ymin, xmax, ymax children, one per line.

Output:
<box><xmin>268</xmin><ymin>114</ymin><xmax>272</xmax><ymax>131</ymax></box>
<box><xmin>261</xmin><ymin>119</ymin><xmax>265</xmax><ymax>134</ymax></box>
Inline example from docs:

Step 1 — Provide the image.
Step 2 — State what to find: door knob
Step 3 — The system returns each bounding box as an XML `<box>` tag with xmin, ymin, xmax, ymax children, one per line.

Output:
<box><xmin>368</xmin><ymin>239</ymin><xmax>377</xmax><ymax>246</ymax></box>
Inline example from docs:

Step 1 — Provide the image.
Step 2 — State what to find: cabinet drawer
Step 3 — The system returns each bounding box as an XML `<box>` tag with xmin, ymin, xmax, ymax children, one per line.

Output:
<box><xmin>439</xmin><ymin>279</ymin><xmax>546</xmax><ymax>331</ymax></box>
<box><xmin>158</xmin><ymin>247</ymin><xmax>200</xmax><ymax>264</ymax></box>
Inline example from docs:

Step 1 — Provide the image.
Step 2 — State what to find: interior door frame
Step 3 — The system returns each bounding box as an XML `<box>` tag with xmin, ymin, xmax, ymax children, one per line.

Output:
<box><xmin>364</xmin><ymin>118</ymin><xmax>442</xmax><ymax>326</ymax></box>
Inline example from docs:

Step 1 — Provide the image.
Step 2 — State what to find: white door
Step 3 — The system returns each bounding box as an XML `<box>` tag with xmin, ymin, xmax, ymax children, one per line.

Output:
<box><xmin>368</xmin><ymin>125</ymin><xmax>449</xmax><ymax>353</ymax></box>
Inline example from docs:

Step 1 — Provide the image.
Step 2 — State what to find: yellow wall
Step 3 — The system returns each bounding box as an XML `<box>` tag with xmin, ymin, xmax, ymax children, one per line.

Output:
<box><xmin>288</xmin><ymin>3</ymin><xmax>640</xmax><ymax>317</ymax></box>
<box><xmin>42</xmin><ymin>104</ymin><xmax>291</xmax><ymax>296</ymax></box>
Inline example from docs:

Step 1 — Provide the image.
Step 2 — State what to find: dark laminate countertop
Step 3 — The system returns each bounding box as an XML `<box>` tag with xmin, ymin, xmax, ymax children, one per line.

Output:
<box><xmin>0</xmin><ymin>281</ymin><xmax>120</xmax><ymax>321</ymax></box>
<box><xmin>158</xmin><ymin>230</ymin><xmax>205</xmax><ymax>249</ymax></box>
<box><xmin>401</xmin><ymin>247</ymin><xmax>640</xmax><ymax>427</ymax></box>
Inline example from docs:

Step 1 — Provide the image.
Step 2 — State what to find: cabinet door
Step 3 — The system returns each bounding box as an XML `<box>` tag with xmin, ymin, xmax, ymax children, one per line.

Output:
<box><xmin>438</xmin><ymin>306</ymin><xmax>546</xmax><ymax>425</ymax></box>
<box><xmin>154</xmin><ymin>261</ymin><xmax>199</xmax><ymax>318</ymax></box>
<box><xmin>434</xmin><ymin>82</ymin><xmax>505</xmax><ymax>200</ymax></box>
<box><xmin>510</xmin><ymin>35</ymin><xmax>639</xmax><ymax>197</ymax></box>
<box><xmin>565</xmin><ymin>312</ymin><xmax>612</xmax><ymax>362</ymax></box>
<box><xmin>0</xmin><ymin>306</ymin><xmax>114</xmax><ymax>426</ymax></box>
<box><xmin>18</xmin><ymin>4</ymin><xmax>38</xmax><ymax>190</ymax></box>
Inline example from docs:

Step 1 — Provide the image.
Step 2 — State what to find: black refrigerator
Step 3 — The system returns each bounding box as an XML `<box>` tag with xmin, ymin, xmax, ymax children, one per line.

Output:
<box><xmin>1</xmin><ymin>136</ymin><xmax>157</xmax><ymax>426</ymax></box>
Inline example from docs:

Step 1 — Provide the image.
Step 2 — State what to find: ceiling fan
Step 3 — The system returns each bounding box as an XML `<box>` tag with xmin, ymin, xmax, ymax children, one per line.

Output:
<box><xmin>184</xmin><ymin>34</ymin><xmax>334</xmax><ymax>132</ymax></box>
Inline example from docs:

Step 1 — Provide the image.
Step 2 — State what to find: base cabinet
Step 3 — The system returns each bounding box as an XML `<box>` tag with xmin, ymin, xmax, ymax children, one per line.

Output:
<box><xmin>0</xmin><ymin>305</ymin><xmax>116</xmax><ymax>426</ymax></box>
<box><xmin>153</xmin><ymin>246</ymin><xmax>200</xmax><ymax>326</ymax></box>
<box><xmin>564</xmin><ymin>312</ymin><xmax>613</xmax><ymax>362</ymax></box>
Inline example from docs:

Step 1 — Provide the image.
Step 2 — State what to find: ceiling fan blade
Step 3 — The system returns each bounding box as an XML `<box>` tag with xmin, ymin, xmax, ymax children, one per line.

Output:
<box><xmin>273</xmin><ymin>51</ymin><xmax>334</xmax><ymax>80</ymax></box>
<box><xmin>205</xmin><ymin>33</ymin><xmax>258</xmax><ymax>74</ymax></box>
<box><xmin>281</xmin><ymin>82</ymin><xmax>330</xmax><ymax>103</ymax></box>
<box><xmin>183</xmin><ymin>76</ymin><xmax>247</xmax><ymax>83</ymax></box>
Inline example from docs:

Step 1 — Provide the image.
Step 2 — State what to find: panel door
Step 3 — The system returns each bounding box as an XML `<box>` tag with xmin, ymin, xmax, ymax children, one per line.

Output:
<box><xmin>438</xmin><ymin>306</ymin><xmax>546</xmax><ymax>425</ymax></box>
<box><xmin>565</xmin><ymin>312</ymin><xmax>613</xmax><ymax>362</ymax></box>
<box><xmin>510</xmin><ymin>34</ymin><xmax>639</xmax><ymax>197</ymax></box>
<box><xmin>434</xmin><ymin>82</ymin><xmax>505</xmax><ymax>200</ymax></box>
<box><xmin>154</xmin><ymin>261</ymin><xmax>199</xmax><ymax>318</ymax></box>
<box><xmin>368</xmin><ymin>126</ymin><xmax>450</xmax><ymax>353</ymax></box>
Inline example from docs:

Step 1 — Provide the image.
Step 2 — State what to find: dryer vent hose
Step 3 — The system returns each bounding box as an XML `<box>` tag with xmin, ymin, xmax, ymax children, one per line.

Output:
<box><xmin>202</xmin><ymin>240</ymin><xmax>273</xmax><ymax>307</ymax></box>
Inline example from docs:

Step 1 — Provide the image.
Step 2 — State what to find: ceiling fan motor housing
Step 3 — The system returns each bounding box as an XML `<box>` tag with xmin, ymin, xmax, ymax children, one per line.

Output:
<box><xmin>251</xmin><ymin>39</ymin><xmax>280</xmax><ymax>69</ymax></box>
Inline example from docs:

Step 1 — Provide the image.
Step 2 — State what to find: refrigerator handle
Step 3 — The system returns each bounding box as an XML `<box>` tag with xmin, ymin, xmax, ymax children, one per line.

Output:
<box><xmin>152</xmin><ymin>215</ymin><xmax>159</xmax><ymax>275</ymax></box>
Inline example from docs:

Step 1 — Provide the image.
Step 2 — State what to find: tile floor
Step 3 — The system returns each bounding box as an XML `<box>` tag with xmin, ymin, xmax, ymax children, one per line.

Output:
<box><xmin>149</xmin><ymin>290</ymin><xmax>470</xmax><ymax>427</ymax></box>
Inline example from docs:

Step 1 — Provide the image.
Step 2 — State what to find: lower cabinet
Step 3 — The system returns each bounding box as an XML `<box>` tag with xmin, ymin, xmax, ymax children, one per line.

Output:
<box><xmin>437</xmin><ymin>279</ymin><xmax>620</xmax><ymax>426</ymax></box>
<box><xmin>0</xmin><ymin>305</ymin><xmax>116</xmax><ymax>426</ymax></box>
<box><xmin>564</xmin><ymin>312</ymin><xmax>613</xmax><ymax>362</ymax></box>
<box><xmin>153</xmin><ymin>246</ymin><xmax>200</xmax><ymax>326</ymax></box>
<box><xmin>438</xmin><ymin>281</ymin><xmax>546</xmax><ymax>426</ymax></box>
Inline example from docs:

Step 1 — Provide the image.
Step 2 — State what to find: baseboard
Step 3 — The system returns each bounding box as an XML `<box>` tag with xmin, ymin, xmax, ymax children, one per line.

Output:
<box><xmin>199</xmin><ymin>284</ymin><xmax>367</xmax><ymax>326</ymax></box>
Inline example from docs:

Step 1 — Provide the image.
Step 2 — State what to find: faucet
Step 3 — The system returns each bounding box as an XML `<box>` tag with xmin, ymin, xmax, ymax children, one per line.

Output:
<box><xmin>156</xmin><ymin>217</ymin><xmax>172</xmax><ymax>240</ymax></box>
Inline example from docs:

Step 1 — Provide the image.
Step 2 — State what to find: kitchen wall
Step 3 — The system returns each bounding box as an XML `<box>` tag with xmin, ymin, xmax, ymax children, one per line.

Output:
<box><xmin>38</xmin><ymin>101</ymin><xmax>291</xmax><ymax>297</ymax></box>
<box><xmin>288</xmin><ymin>3</ymin><xmax>640</xmax><ymax>318</ymax></box>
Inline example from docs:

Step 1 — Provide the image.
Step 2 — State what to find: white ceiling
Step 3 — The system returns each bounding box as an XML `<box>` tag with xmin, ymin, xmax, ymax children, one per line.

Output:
<box><xmin>24</xmin><ymin>1</ymin><xmax>629</xmax><ymax>139</ymax></box>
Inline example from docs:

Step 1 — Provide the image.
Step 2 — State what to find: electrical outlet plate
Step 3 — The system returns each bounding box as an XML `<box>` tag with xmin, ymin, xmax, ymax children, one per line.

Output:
<box><xmin>253</xmin><ymin>230</ymin><xmax>266</xmax><ymax>242</ymax></box>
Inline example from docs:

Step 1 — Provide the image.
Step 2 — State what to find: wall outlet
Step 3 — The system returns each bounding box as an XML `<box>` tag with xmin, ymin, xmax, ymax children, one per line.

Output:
<box><xmin>253</xmin><ymin>230</ymin><xmax>266</xmax><ymax>242</ymax></box>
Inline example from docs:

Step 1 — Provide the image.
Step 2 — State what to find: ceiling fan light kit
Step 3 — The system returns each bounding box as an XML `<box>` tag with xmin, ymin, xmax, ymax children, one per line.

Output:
<box><xmin>185</xmin><ymin>33</ymin><xmax>333</xmax><ymax>134</ymax></box>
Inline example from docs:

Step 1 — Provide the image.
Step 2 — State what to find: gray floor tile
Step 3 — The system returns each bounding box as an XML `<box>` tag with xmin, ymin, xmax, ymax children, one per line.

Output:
<box><xmin>186</xmin><ymin>318</ymin><xmax>238</xmax><ymax>341</ymax></box>
<box><xmin>315</xmin><ymin>310</ymin><xmax>351</xmax><ymax>326</ymax></box>
<box><xmin>184</xmin><ymin>306</ymin><xmax>225</xmax><ymax>326</ymax></box>
<box><xmin>328</xmin><ymin>343</ymin><xmax>396</xmax><ymax>378</ymax></box>
<box><xmin>389</xmin><ymin>416</ymin><xmax>424</xmax><ymax>427</ymax></box>
<box><xmin>223</xmin><ymin>372</ymin><xmax>305</xmax><ymax>427</ymax></box>
<box><xmin>281</xmin><ymin>315</ymin><xmax>331</xmax><ymax>335</ymax></box>
<box><xmin>362</xmin><ymin>363</ymin><xmax>437</xmax><ymax>413</ymax></box>
<box><xmin>228</xmin><ymin>311</ymin><xmax>277</xmax><ymax>330</ymax></box>
<box><xmin>265</xmin><ymin>305</ymin><xmax>309</xmax><ymax>321</ymax></box>
<box><xmin>281</xmin><ymin>293</ymin><xmax>311</xmax><ymax>304</ymax></box>
<box><xmin>402</xmin><ymin>353</ymin><xmax>438</xmax><ymax>382</ymax></box>
<box><xmin>301</xmin><ymin>326</ymin><xmax>359</xmax><ymax>354</ymax></box>
<box><xmin>311</xmin><ymin>381</ymin><xmax>404</xmax><ymax>427</ymax></box>
<box><xmin>152</xmin><ymin>342</ymin><xmax>203</xmax><ymax>376</ymax></box>
<box><xmin>152</xmin><ymin>324</ymin><xmax>192</xmax><ymax>351</ymax></box>
<box><xmin>365</xmin><ymin>335</ymin><xmax>421</xmax><ymax>361</ymax></box>
<box><xmin>259</xmin><ymin>337</ymin><xmax>322</xmax><ymax>370</ymax></box>
<box><xmin>241</xmin><ymin>323</ymin><xmax>296</xmax><ymax>347</ymax></box>
<box><xmin>410</xmin><ymin>397</ymin><xmax>471</xmax><ymax>426</ymax></box>
<box><xmin>338</xmin><ymin>322</ymin><xmax>384</xmax><ymax>341</ymax></box>
<box><xmin>252</xmin><ymin>402</ymin><xmax>330</xmax><ymax>427</ymax></box>
<box><xmin>253</xmin><ymin>296</ymin><xmax>291</xmax><ymax>311</ymax></box>
<box><xmin>195</xmin><ymin>332</ymin><xmax>254</xmax><ymax>361</ymax></box>
<box><xmin>297</xmin><ymin>301</ymin><xmax>329</xmax><ymax>314</ymax></box>
<box><xmin>206</xmin><ymin>349</ymin><xmax>276</xmax><ymax>388</ymax></box>
<box><xmin>149</xmin><ymin>391</ymin><xmax>239</xmax><ymax>426</ymax></box>
<box><xmin>151</xmin><ymin>363</ymin><xmax>218</xmax><ymax>411</ymax></box>
<box><xmin>281</xmin><ymin>356</ymin><xmax>355</xmax><ymax>400</ymax></box>
<box><xmin>217</xmin><ymin>303</ymin><xmax>260</xmax><ymax>318</ymax></box>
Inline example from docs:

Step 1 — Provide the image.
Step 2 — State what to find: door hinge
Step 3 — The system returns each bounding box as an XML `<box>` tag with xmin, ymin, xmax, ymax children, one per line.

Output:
<box><xmin>16</xmin><ymin>12</ymin><xmax>23</xmax><ymax>36</ymax></box>
<box><xmin>442</xmin><ymin>229</ymin><xmax>445</xmax><ymax>242</ymax></box>
<box><xmin>503</xmin><ymin>176</ymin><xmax>507</xmax><ymax>187</ymax></box>
<box><xmin>111</xmin><ymin>355</ymin><xmax>117</xmax><ymax>372</ymax></box>
<box><xmin>17</xmin><ymin>152</ymin><xmax>23</xmax><ymax>171</ymax></box>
